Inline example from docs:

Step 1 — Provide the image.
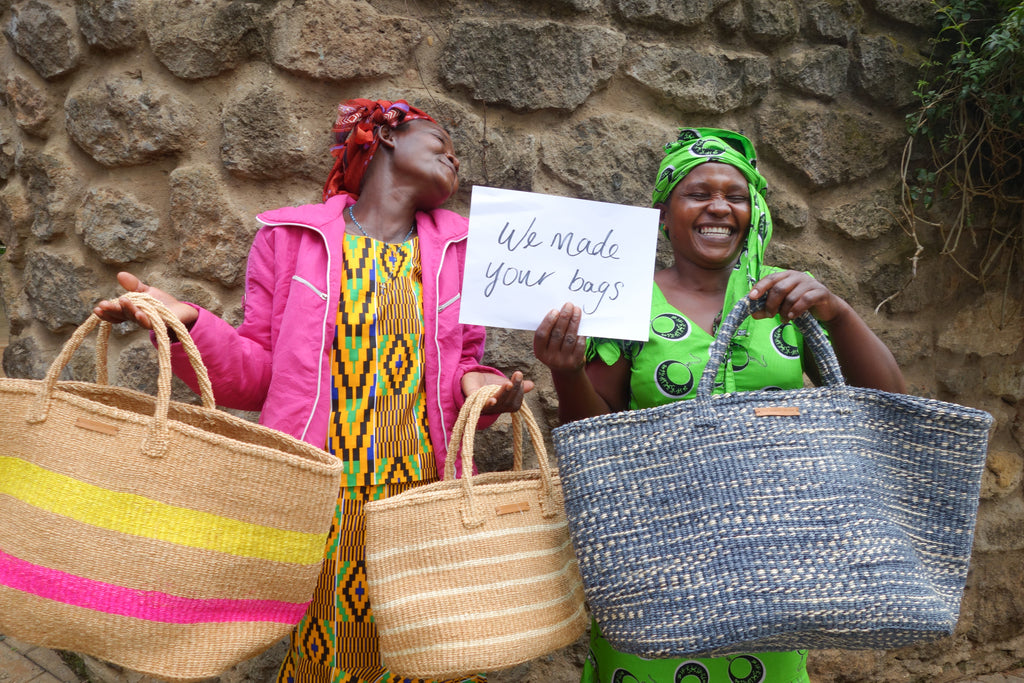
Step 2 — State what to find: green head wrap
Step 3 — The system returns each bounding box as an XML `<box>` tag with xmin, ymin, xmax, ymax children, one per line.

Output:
<box><xmin>652</xmin><ymin>127</ymin><xmax>774</xmax><ymax>326</ymax></box>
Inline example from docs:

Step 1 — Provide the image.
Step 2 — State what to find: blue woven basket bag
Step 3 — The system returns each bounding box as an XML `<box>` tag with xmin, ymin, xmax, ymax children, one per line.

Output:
<box><xmin>551</xmin><ymin>295</ymin><xmax>993</xmax><ymax>658</ymax></box>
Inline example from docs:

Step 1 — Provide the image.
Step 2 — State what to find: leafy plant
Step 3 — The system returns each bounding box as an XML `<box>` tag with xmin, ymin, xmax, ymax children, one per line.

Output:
<box><xmin>897</xmin><ymin>0</ymin><xmax>1024</xmax><ymax>304</ymax></box>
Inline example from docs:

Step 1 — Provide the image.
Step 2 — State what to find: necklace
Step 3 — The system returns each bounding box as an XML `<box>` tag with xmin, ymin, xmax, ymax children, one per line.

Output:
<box><xmin>348</xmin><ymin>205</ymin><xmax>416</xmax><ymax>243</ymax></box>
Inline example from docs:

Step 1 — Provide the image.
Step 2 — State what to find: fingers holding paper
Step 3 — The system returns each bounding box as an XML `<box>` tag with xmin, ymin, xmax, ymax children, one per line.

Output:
<box><xmin>533</xmin><ymin>302</ymin><xmax>586</xmax><ymax>375</ymax></box>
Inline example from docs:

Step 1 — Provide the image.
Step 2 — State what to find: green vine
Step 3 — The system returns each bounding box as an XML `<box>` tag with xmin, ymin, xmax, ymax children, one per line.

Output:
<box><xmin>897</xmin><ymin>0</ymin><xmax>1024</xmax><ymax>305</ymax></box>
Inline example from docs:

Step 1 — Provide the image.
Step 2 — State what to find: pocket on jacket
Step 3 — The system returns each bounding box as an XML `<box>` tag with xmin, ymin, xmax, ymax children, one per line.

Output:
<box><xmin>438</xmin><ymin>292</ymin><xmax>460</xmax><ymax>313</ymax></box>
<box><xmin>291</xmin><ymin>275</ymin><xmax>328</xmax><ymax>300</ymax></box>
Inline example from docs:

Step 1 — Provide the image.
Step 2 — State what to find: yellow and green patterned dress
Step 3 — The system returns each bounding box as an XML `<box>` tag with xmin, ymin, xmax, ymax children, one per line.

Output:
<box><xmin>277</xmin><ymin>233</ymin><xmax>485</xmax><ymax>683</ymax></box>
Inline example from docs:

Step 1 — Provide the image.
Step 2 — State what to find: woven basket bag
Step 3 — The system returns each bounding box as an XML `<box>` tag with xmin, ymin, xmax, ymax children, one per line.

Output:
<box><xmin>0</xmin><ymin>293</ymin><xmax>341</xmax><ymax>682</ymax></box>
<box><xmin>364</xmin><ymin>385</ymin><xmax>588</xmax><ymax>680</ymax></box>
<box><xmin>552</xmin><ymin>295</ymin><xmax>994</xmax><ymax>659</ymax></box>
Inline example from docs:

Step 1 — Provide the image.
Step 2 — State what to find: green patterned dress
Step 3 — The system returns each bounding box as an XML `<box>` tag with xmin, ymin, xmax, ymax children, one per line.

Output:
<box><xmin>581</xmin><ymin>279</ymin><xmax>812</xmax><ymax>683</ymax></box>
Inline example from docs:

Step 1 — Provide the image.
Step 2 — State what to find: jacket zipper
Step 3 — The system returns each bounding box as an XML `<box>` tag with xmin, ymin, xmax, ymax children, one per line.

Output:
<box><xmin>292</xmin><ymin>275</ymin><xmax>328</xmax><ymax>300</ymax></box>
<box><xmin>438</xmin><ymin>293</ymin><xmax>460</xmax><ymax>312</ymax></box>
<box><xmin>257</xmin><ymin>217</ymin><xmax>332</xmax><ymax>442</ymax></box>
<box><xmin>434</xmin><ymin>235</ymin><xmax>467</xmax><ymax>455</ymax></box>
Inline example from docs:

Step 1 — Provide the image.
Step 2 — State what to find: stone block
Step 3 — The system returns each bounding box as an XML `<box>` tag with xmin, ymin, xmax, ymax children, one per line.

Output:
<box><xmin>806</xmin><ymin>0</ymin><xmax>863</xmax><ymax>45</ymax></box>
<box><xmin>3</xmin><ymin>0</ymin><xmax>81</xmax><ymax>80</ymax></box>
<box><xmin>854</xmin><ymin>33</ymin><xmax>925</xmax><ymax>108</ymax></box>
<box><xmin>75</xmin><ymin>0</ymin><xmax>142</xmax><ymax>52</ymax></box>
<box><xmin>221</xmin><ymin>84</ymin><xmax>310</xmax><ymax>180</ymax></box>
<box><xmin>0</xmin><ymin>638</ymin><xmax>46</xmax><ymax>682</ymax></box>
<box><xmin>743</xmin><ymin>0</ymin><xmax>800</xmax><ymax>45</ymax></box>
<box><xmin>541</xmin><ymin>114</ymin><xmax>671</xmax><ymax>206</ymax></box>
<box><xmin>64</xmin><ymin>76</ymin><xmax>197</xmax><ymax>167</ymax></box>
<box><xmin>777</xmin><ymin>45</ymin><xmax>850</xmax><ymax>101</ymax></box>
<box><xmin>76</xmin><ymin>187</ymin><xmax>161</xmax><ymax>265</ymax></box>
<box><xmin>871</xmin><ymin>0</ymin><xmax>941</xmax><ymax>30</ymax></box>
<box><xmin>440</xmin><ymin>19</ymin><xmax>625</xmax><ymax>112</ymax></box>
<box><xmin>817</xmin><ymin>188</ymin><xmax>898</xmax><ymax>241</ymax></box>
<box><xmin>624</xmin><ymin>43</ymin><xmax>770</xmax><ymax>115</ymax></box>
<box><xmin>613</xmin><ymin>0</ymin><xmax>730</xmax><ymax>28</ymax></box>
<box><xmin>169</xmin><ymin>165</ymin><xmax>255</xmax><ymax>288</ymax></box>
<box><xmin>5</xmin><ymin>71</ymin><xmax>54</xmax><ymax>138</ymax></box>
<box><xmin>18</xmin><ymin>149</ymin><xmax>82</xmax><ymax>241</ymax></box>
<box><xmin>938</xmin><ymin>294</ymin><xmax>1023</xmax><ymax>357</ymax></box>
<box><xmin>146</xmin><ymin>0</ymin><xmax>271</xmax><ymax>79</ymax></box>
<box><xmin>269</xmin><ymin>0</ymin><xmax>422</xmax><ymax>81</ymax></box>
<box><xmin>24</xmin><ymin>251</ymin><xmax>97</xmax><ymax>332</ymax></box>
<box><xmin>756</xmin><ymin>97</ymin><xmax>903</xmax><ymax>189</ymax></box>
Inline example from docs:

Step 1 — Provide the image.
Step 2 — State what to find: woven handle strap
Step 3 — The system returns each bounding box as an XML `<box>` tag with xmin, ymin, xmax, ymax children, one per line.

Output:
<box><xmin>697</xmin><ymin>294</ymin><xmax>846</xmax><ymax>399</ymax></box>
<box><xmin>29</xmin><ymin>292</ymin><xmax>216</xmax><ymax>459</ymax></box>
<box><xmin>444</xmin><ymin>384</ymin><xmax>524</xmax><ymax>481</ymax></box>
<box><xmin>446</xmin><ymin>385</ymin><xmax>560</xmax><ymax>528</ymax></box>
<box><xmin>123</xmin><ymin>293</ymin><xmax>216</xmax><ymax>410</ymax></box>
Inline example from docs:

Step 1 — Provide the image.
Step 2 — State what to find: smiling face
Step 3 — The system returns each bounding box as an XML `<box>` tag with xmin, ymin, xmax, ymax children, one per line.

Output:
<box><xmin>656</xmin><ymin>161</ymin><xmax>752</xmax><ymax>271</ymax></box>
<box><xmin>385</xmin><ymin>118</ymin><xmax>461</xmax><ymax>208</ymax></box>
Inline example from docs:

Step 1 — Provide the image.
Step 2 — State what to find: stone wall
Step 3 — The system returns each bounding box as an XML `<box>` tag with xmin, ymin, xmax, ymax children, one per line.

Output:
<box><xmin>1</xmin><ymin>0</ymin><xmax>1022</xmax><ymax>681</ymax></box>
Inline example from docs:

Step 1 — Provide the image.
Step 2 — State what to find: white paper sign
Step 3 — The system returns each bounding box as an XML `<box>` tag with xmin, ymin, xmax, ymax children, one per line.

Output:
<box><xmin>459</xmin><ymin>186</ymin><xmax>659</xmax><ymax>341</ymax></box>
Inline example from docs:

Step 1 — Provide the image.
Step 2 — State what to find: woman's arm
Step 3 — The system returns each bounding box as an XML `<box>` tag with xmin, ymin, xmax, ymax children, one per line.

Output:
<box><xmin>93</xmin><ymin>230</ymin><xmax>279</xmax><ymax>410</ymax></box>
<box><xmin>533</xmin><ymin>303</ymin><xmax>631</xmax><ymax>423</ymax></box>
<box><xmin>750</xmin><ymin>271</ymin><xmax>906</xmax><ymax>393</ymax></box>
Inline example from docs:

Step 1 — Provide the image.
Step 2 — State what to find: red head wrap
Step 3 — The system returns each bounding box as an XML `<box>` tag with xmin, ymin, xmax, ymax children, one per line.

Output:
<box><xmin>322</xmin><ymin>98</ymin><xmax>437</xmax><ymax>201</ymax></box>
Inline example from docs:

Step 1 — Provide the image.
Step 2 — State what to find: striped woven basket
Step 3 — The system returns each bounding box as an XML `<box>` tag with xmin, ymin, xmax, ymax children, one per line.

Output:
<box><xmin>0</xmin><ymin>293</ymin><xmax>341</xmax><ymax>682</ymax></box>
<box><xmin>552</xmin><ymin>295</ymin><xmax>994</xmax><ymax>659</ymax></box>
<box><xmin>364</xmin><ymin>385</ymin><xmax>587</xmax><ymax>680</ymax></box>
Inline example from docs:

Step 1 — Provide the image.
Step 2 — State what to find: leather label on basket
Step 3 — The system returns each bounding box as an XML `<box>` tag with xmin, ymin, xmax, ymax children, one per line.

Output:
<box><xmin>495</xmin><ymin>501</ymin><xmax>531</xmax><ymax>516</ymax></box>
<box><xmin>754</xmin><ymin>406</ymin><xmax>801</xmax><ymax>417</ymax></box>
<box><xmin>75</xmin><ymin>418</ymin><xmax>120</xmax><ymax>435</ymax></box>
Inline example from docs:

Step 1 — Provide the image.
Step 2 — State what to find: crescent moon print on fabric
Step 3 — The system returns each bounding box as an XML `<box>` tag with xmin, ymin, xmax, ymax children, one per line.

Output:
<box><xmin>655</xmin><ymin>359</ymin><xmax>696</xmax><ymax>398</ymax></box>
<box><xmin>772</xmin><ymin>322</ymin><xmax>801</xmax><ymax>358</ymax></box>
<box><xmin>675</xmin><ymin>660</ymin><xmax>710</xmax><ymax>683</ymax></box>
<box><xmin>727</xmin><ymin>655</ymin><xmax>766</xmax><ymax>683</ymax></box>
<box><xmin>652</xmin><ymin>313</ymin><xmax>691</xmax><ymax>341</ymax></box>
<box><xmin>730</xmin><ymin>342</ymin><xmax>750</xmax><ymax>372</ymax></box>
<box><xmin>612</xmin><ymin>669</ymin><xmax>640</xmax><ymax>683</ymax></box>
<box><xmin>690</xmin><ymin>139</ymin><xmax>726</xmax><ymax>157</ymax></box>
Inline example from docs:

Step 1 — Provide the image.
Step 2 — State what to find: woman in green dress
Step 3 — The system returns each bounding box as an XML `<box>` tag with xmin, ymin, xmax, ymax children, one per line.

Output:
<box><xmin>533</xmin><ymin>127</ymin><xmax>906</xmax><ymax>683</ymax></box>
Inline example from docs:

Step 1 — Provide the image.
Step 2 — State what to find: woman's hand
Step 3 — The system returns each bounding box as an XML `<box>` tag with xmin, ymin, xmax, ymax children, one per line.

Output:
<box><xmin>749</xmin><ymin>270</ymin><xmax>844</xmax><ymax>323</ymax></box>
<box><xmin>750</xmin><ymin>270</ymin><xmax>906</xmax><ymax>394</ymax></box>
<box><xmin>461</xmin><ymin>370</ymin><xmax>534</xmax><ymax>415</ymax></box>
<box><xmin>533</xmin><ymin>303</ymin><xmax>586</xmax><ymax>375</ymax></box>
<box><xmin>93</xmin><ymin>272</ymin><xmax>198</xmax><ymax>330</ymax></box>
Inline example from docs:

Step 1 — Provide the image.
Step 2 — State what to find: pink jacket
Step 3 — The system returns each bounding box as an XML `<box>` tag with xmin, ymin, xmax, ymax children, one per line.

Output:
<box><xmin>167</xmin><ymin>193</ymin><xmax>500</xmax><ymax>476</ymax></box>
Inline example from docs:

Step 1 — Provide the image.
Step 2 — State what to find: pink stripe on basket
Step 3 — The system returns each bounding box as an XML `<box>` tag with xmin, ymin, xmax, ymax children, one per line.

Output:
<box><xmin>0</xmin><ymin>549</ymin><xmax>309</xmax><ymax>625</ymax></box>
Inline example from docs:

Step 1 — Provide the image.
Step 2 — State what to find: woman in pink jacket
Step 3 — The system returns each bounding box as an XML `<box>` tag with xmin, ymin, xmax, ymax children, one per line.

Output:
<box><xmin>95</xmin><ymin>98</ymin><xmax>530</xmax><ymax>683</ymax></box>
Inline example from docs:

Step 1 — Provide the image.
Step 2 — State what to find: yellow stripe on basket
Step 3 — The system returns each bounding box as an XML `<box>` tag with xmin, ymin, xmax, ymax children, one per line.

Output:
<box><xmin>0</xmin><ymin>456</ymin><xmax>326</xmax><ymax>565</ymax></box>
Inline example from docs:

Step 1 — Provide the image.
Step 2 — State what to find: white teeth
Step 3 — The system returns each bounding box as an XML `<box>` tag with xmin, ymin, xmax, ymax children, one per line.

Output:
<box><xmin>699</xmin><ymin>226</ymin><xmax>731</xmax><ymax>236</ymax></box>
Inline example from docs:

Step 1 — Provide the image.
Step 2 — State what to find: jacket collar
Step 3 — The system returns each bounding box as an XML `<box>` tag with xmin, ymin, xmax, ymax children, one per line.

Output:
<box><xmin>256</xmin><ymin>193</ymin><xmax>468</xmax><ymax>243</ymax></box>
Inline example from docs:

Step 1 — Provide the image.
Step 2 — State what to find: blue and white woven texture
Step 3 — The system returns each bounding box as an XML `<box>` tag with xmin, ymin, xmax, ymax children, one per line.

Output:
<box><xmin>552</xmin><ymin>296</ymin><xmax>993</xmax><ymax>658</ymax></box>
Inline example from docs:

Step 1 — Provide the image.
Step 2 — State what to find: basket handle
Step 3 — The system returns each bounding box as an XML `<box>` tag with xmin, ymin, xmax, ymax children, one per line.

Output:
<box><xmin>444</xmin><ymin>384</ymin><xmax>524</xmax><ymax>481</ymax></box>
<box><xmin>445</xmin><ymin>385</ymin><xmax>560</xmax><ymax>528</ymax></box>
<box><xmin>28</xmin><ymin>292</ymin><xmax>217</xmax><ymax>458</ymax></box>
<box><xmin>696</xmin><ymin>294</ymin><xmax>846</xmax><ymax>400</ymax></box>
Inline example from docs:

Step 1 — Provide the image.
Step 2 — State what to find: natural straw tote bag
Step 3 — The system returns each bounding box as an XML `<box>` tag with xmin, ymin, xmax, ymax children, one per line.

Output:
<box><xmin>364</xmin><ymin>385</ymin><xmax>587</xmax><ymax>680</ymax></box>
<box><xmin>552</xmin><ymin>295</ymin><xmax>994</xmax><ymax>659</ymax></box>
<box><xmin>0</xmin><ymin>292</ymin><xmax>341</xmax><ymax>682</ymax></box>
